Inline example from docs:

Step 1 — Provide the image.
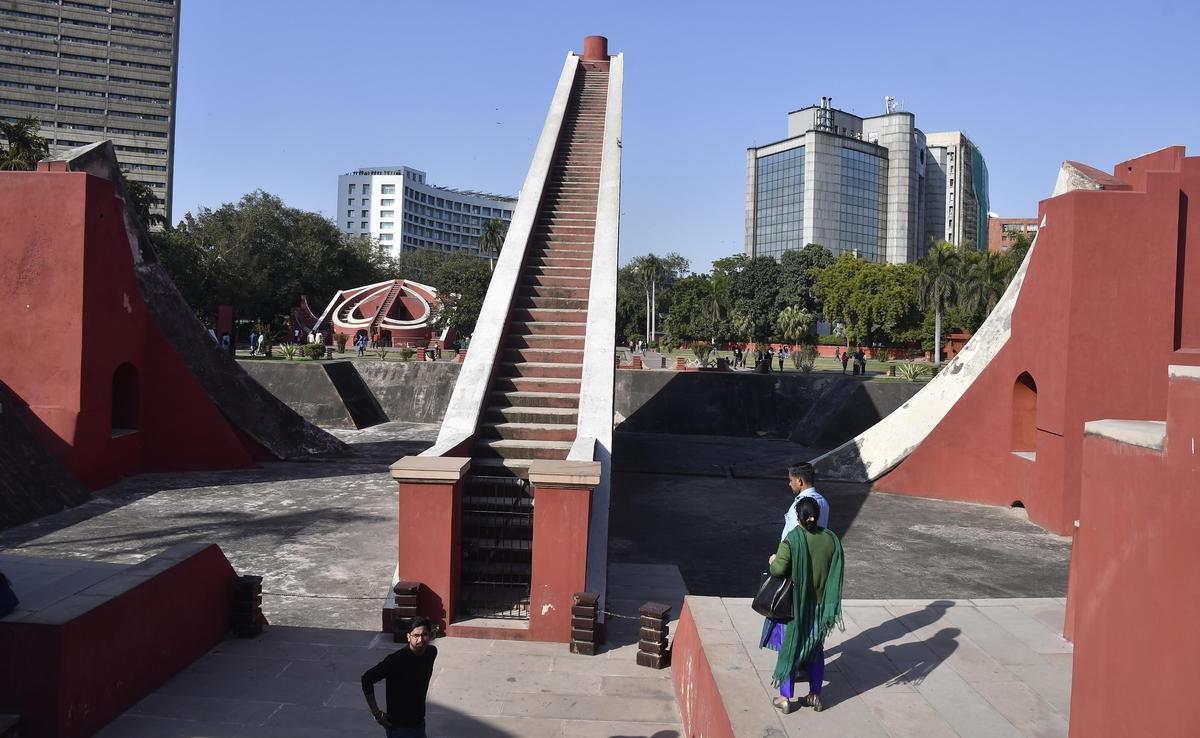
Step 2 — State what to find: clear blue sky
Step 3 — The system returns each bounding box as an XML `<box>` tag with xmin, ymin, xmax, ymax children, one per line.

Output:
<box><xmin>173</xmin><ymin>0</ymin><xmax>1199</xmax><ymax>272</ymax></box>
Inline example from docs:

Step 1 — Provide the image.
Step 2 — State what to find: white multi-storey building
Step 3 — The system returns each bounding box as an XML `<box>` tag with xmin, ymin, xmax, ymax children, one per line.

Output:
<box><xmin>336</xmin><ymin>166</ymin><xmax>517</xmax><ymax>258</ymax></box>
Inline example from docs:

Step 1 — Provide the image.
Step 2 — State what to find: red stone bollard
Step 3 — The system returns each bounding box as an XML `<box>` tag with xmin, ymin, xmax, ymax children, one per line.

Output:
<box><xmin>416</xmin><ymin>347</ymin><xmax>426</xmax><ymax>362</ymax></box>
<box><xmin>456</xmin><ymin>350</ymin><xmax>467</xmax><ymax>363</ymax></box>
<box><xmin>675</xmin><ymin>357</ymin><xmax>686</xmax><ymax>371</ymax></box>
<box><xmin>631</xmin><ymin>355</ymin><xmax>642</xmax><ymax>370</ymax></box>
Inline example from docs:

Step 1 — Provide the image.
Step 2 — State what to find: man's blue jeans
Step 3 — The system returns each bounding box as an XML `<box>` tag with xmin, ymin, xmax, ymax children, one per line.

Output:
<box><xmin>385</xmin><ymin>723</ymin><xmax>427</xmax><ymax>738</ymax></box>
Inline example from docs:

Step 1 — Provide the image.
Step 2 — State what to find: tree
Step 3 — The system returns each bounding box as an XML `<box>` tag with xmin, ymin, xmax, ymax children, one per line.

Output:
<box><xmin>778</xmin><ymin>244</ymin><xmax>834</xmax><ymax>317</ymax></box>
<box><xmin>154</xmin><ymin>191</ymin><xmax>395</xmax><ymax>322</ymax></box>
<box><xmin>998</xmin><ymin>230</ymin><xmax>1034</xmax><ymax>284</ymax></box>
<box><xmin>707</xmin><ymin>270</ymin><xmax>731</xmax><ymax>344</ymax></box>
<box><xmin>428</xmin><ymin>252</ymin><xmax>492</xmax><ymax>336</ymax></box>
<box><xmin>776</xmin><ymin>305</ymin><xmax>814</xmax><ymax>346</ymax></box>
<box><xmin>478</xmin><ymin>217</ymin><xmax>507</xmax><ymax>271</ymax></box>
<box><xmin>814</xmin><ymin>255</ymin><xmax>921</xmax><ymax>349</ymax></box>
<box><xmin>122</xmin><ymin>174</ymin><xmax>168</xmax><ymax>228</ymax></box>
<box><xmin>728</xmin><ymin>255</ymin><xmax>783</xmax><ymax>342</ymax></box>
<box><xmin>0</xmin><ymin>117</ymin><xmax>50</xmax><ymax>171</ymax></box>
<box><xmin>916</xmin><ymin>242</ymin><xmax>962</xmax><ymax>365</ymax></box>
<box><xmin>627</xmin><ymin>252</ymin><xmax>689</xmax><ymax>344</ymax></box>
<box><xmin>959</xmin><ymin>250</ymin><xmax>1006</xmax><ymax>327</ymax></box>
<box><xmin>661</xmin><ymin>274</ymin><xmax>711</xmax><ymax>342</ymax></box>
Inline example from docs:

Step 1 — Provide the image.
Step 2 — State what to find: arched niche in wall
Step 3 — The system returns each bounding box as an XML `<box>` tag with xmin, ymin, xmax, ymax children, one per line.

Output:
<box><xmin>1011</xmin><ymin>371</ymin><xmax>1037</xmax><ymax>458</ymax></box>
<box><xmin>111</xmin><ymin>363</ymin><xmax>140</xmax><ymax>437</ymax></box>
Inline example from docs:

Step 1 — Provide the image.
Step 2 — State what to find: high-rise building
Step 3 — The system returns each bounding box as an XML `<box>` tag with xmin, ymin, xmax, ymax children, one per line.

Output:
<box><xmin>745</xmin><ymin>97</ymin><xmax>989</xmax><ymax>263</ymax></box>
<box><xmin>0</xmin><ymin>0</ymin><xmax>181</xmax><ymax>223</ymax></box>
<box><xmin>926</xmin><ymin>131</ymin><xmax>990</xmax><ymax>252</ymax></box>
<box><xmin>336</xmin><ymin>166</ymin><xmax>517</xmax><ymax>258</ymax></box>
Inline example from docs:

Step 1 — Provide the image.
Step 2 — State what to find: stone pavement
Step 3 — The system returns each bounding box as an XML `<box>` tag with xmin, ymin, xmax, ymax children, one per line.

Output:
<box><xmin>695</xmin><ymin>596</ymin><xmax>1071</xmax><ymax>738</ymax></box>
<box><xmin>94</xmin><ymin>563</ymin><xmax>688</xmax><ymax>738</ymax></box>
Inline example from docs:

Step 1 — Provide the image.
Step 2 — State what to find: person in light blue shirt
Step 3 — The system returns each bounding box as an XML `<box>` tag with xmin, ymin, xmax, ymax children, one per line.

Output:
<box><xmin>781</xmin><ymin>462</ymin><xmax>829</xmax><ymax>540</ymax></box>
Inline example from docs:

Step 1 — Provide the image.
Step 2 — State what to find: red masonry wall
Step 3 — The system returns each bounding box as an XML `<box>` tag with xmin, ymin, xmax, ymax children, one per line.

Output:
<box><xmin>1067</xmin><ymin>369</ymin><xmax>1200</xmax><ymax>737</ymax></box>
<box><xmin>875</xmin><ymin>148</ymin><xmax>1200</xmax><ymax>534</ymax></box>
<box><xmin>0</xmin><ymin>169</ymin><xmax>257</xmax><ymax>490</ymax></box>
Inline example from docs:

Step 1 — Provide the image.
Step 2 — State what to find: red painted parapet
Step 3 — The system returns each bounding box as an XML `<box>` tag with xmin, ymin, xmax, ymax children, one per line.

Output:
<box><xmin>1067</xmin><ymin>366</ymin><xmax>1200</xmax><ymax>737</ymax></box>
<box><xmin>527</xmin><ymin>460</ymin><xmax>600</xmax><ymax>642</ymax></box>
<box><xmin>0</xmin><ymin>543</ymin><xmax>239</xmax><ymax>738</ymax></box>
<box><xmin>389</xmin><ymin>457</ymin><xmax>470</xmax><ymax>634</ymax></box>
<box><xmin>874</xmin><ymin>147</ymin><xmax>1200</xmax><ymax>534</ymax></box>
<box><xmin>672</xmin><ymin>600</ymin><xmax>736</xmax><ymax>738</ymax></box>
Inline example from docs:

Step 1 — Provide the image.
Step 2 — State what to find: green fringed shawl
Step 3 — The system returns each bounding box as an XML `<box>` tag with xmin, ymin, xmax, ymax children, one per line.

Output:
<box><xmin>771</xmin><ymin>527</ymin><xmax>845</xmax><ymax>687</ymax></box>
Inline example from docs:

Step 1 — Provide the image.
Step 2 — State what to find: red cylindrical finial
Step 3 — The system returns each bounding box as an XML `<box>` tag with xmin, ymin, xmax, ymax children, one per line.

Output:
<box><xmin>582</xmin><ymin>36</ymin><xmax>608</xmax><ymax>61</ymax></box>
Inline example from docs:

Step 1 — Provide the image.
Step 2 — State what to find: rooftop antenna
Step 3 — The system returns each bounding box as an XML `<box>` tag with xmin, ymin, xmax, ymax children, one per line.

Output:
<box><xmin>885</xmin><ymin>96</ymin><xmax>897</xmax><ymax>114</ymax></box>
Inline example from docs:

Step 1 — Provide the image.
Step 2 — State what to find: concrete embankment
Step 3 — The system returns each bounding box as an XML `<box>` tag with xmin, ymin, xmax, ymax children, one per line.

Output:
<box><xmin>614</xmin><ymin>371</ymin><xmax>923</xmax><ymax>447</ymax></box>
<box><xmin>239</xmin><ymin>359</ymin><xmax>460</xmax><ymax>429</ymax></box>
<box><xmin>240</xmin><ymin>360</ymin><xmax>923</xmax><ymax>450</ymax></box>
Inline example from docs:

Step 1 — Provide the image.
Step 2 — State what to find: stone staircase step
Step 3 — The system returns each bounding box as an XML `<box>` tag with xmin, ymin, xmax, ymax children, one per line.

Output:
<box><xmin>520</xmin><ymin>276</ymin><xmax>591</xmax><ymax>289</ymax></box>
<box><xmin>503</xmin><ymin>347</ymin><xmax>585</xmax><ymax>363</ymax></box>
<box><xmin>512</xmin><ymin>308</ymin><xmax>587</xmax><ymax>323</ymax></box>
<box><xmin>479</xmin><ymin>422</ymin><xmax>577</xmax><ymax>442</ymax></box>
<box><xmin>469</xmin><ymin>458</ymin><xmax>533</xmax><ymax>478</ymax></box>
<box><xmin>484</xmin><ymin>405</ymin><xmax>580</xmax><ymax>424</ymax></box>
<box><xmin>515</xmin><ymin>295</ymin><xmax>589</xmax><ymax>310</ymax></box>
<box><xmin>508</xmin><ymin>320</ymin><xmax>586</xmax><ymax>336</ymax></box>
<box><xmin>505</xmin><ymin>333</ymin><xmax>586</xmax><ymax>350</ymax></box>
<box><xmin>473</xmin><ymin>439</ymin><xmax>573</xmax><ymax>460</ymax></box>
<box><xmin>490</xmin><ymin>388</ymin><xmax>581</xmax><ymax>407</ymax></box>
<box><xmin>497</xmin><ymin>361</ymin><xmax>583</xmax><ymax>379</ymax></box>
<box><xmin>517</xmin><ymin>284</ymin><xmax>591</xmax><ymax>299</ymax></box>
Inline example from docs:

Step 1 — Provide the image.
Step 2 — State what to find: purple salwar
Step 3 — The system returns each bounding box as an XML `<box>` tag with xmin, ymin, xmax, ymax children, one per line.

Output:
<box><xmin>765</xmin><ymin>620</ymin><xmax>825</xmax><ymax>698</ymax></box>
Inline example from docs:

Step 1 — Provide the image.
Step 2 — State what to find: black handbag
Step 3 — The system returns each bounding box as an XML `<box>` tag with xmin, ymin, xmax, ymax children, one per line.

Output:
<box><xmin>751</xmin><ymin>543</ymin><xmax>794</xmax><ymax>620</ymax></box>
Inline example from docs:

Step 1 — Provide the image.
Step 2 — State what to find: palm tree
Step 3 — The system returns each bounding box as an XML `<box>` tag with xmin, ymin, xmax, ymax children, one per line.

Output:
<box><xmin>917</xmin><ymin>242</ymin><xmax>961</xmax><ymax>365</ymax></box>
<box><xmin>960</xmin><ymin>251</ymin><xmax>1005</xmax><ymax>321</ymax></box>
<box><xmin>478</xmin><ymin>218</ymin><xmax>507</xmax><ymax>271</ymax></box>
<box><xmin>776</xmin><ymin>305</ymin><xmax>814</xmax><ymax>347</ymax></box>
<box><xmin>707</xmin><ymin>271</ymin><xmax>730</xmax><ymax>344</ymax></box>
<box><xmin>634</xmin><ymin>254</ymin><xmax>664</xmax><ymax>344</ymax></box>
<box><xmin>0</xmin><ymin>117</ymin><xmax>50</xmax><ymax>171</ymax></box>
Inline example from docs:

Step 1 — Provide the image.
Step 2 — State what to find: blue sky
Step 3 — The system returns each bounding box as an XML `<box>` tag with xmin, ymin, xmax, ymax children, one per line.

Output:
<box><xmin>173</xmin><ymin>0</ymin><xmax>1199</xmax><ymax>272</ymax></box>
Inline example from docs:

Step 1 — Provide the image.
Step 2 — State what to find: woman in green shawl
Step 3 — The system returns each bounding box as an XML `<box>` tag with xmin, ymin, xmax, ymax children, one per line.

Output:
<box><xmin>759</xmin><ymin>496</ymin><xmax>844</xmax><ymax>713</ymax></box>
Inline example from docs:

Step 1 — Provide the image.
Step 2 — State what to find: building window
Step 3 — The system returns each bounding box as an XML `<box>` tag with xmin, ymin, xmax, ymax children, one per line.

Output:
<box><xmin>360</xmin><ymin>222</ymin><xmax>368</xmax><ymax>229</ymax></box>
<box><xmin>360</xmin><ymin>210</ymin><xmax>368</xmax><ymax>217</ymax></box>
<box><xmin>347</xmin><ymin>210</ymin><xmax>354</xmax><ymax>218</ymax></box>
<box><xmin>754</xmin><ymin>146</ymin><xmax>806</xmax><ymax>261</ymax></box>
<box><xmin>380</xmin><ymin>222</ymin><xmax>393</xmax><ymax>229</ymax></box>
<box><xmin>362</xmin><ymin>185</ymin><xmax>371</xmax><ymax>195</ymax></box>
<box><xmin>381</xmin><ymin>199</ymin><xmax>394</xmax><ymax>206</ymax></box>
<box><xmin>379</xmin><ymin>233</ymin><xmax>393</xmax><ymax>241</ymax></box>
<box><xmin>361</xmin><ymin>198</ymin><xmax>369</xmax><ymax>206</ymax></box>
<box><xmin>382</xmin><ymin>184</ymin><xmax>395</xmax><ymax>195</ymax></box>
<box><xmin>347</xmin><ymin>198</ymin><xmax>354</xmax><ymax>206</ymax></box>
<box><xmin>348</xmin><ymin>184</ymin><xmax>356</xmax><ymax>194</ymax></box>
<box><xmin>380</xmin><ymin>210</ymin><xmax>394</xmax><ymax>218</ymax></box>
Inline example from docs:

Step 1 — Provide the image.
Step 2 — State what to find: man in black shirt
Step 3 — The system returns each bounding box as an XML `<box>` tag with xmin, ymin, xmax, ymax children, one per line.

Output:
<box><xmin>362</xmin><ymin>616</ymin><xmax>437</xmax><ymax>737</ymax></box>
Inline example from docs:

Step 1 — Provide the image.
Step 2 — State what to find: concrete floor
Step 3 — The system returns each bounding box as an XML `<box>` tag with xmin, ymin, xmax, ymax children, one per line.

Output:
<box><xmin>611</xmin><ymin>432</ymin><xmax>1071</xmax><ymax>599</ymax></box>
<box><xmin>0</xmin><ymin>426</ymin><xmax>1071</xmax><ymax>631</ymax></box>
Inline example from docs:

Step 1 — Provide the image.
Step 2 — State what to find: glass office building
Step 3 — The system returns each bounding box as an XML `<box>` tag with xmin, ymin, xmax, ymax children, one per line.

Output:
<box><xmin>746</xmin><ymin>97</ymin><xmax>987</xmax><ymax>264</ymax></box>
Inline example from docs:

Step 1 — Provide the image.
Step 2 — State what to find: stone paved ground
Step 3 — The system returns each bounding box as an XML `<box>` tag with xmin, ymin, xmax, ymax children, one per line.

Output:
<box><xmin>93</xmin><ymin>564</ymin><xmax>687</xmax><ymax>738</ymax></box>
<box><xmin>612</xmin><ymin>432</ymin><xmax>1072</xmax><ymax>599</ymax></box>
<box><xmin>699</xmin><ymin>596</ymin><xmax>1072</xmax><ymax>738</ymax></box>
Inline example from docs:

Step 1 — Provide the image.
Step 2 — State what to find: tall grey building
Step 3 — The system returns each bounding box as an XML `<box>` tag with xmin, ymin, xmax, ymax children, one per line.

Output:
<box><xmin>0</xmin><ymin>0</ymin><xmax>180</xmax><ymax>222</ymax></box>
<box><xmin>746</xmin><ymin>97</ymin><xmax>989</xmax><ymax>263</ymax></box>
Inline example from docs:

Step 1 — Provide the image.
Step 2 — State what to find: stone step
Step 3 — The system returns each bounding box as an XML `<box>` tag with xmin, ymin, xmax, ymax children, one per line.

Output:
<box><xmin>473</xmin><ymin>439</ymin><xmax>572</xmax><ymax>461</ymax></box>
<box><xmin>503</xmin><ymin>347</ymin><xmax>585</xmax><ymax>363</ymax></box>
<box><xmin>469</xmin><ymin>457</ymin><xmax>533</xmax><ymax>479</ymax></box>
<box><xmin>507</xmin><ymin>320</ymin><xmax>586</xmax><ymax>336</ymax></box>
<box><xmin>527</xmin><ymin>264</ymin><xmax>591</xmax><ymax>275</ymax></box>
<box><xmin>517</xmin><ymin>284</ymin><xmax>591</xmax><ymax>299</ymax></box>
<box><xmin>492</xmin><ymin>380</ymin><xmax>582</xmax><ymax>398</ymax></box>
<box><xmin>513</xmin><ymin>308</ymin><xmax>587</xmax><ymax>323</ymax></box>
<box><xmin>534</xmin><ymin>224</ymin><xmax>595</xmax><ymax>235</ymax></box>
<box><xmin>515</xmin><ymin>295</ymin><xmax>588</xmax><ymax>310</ymax></box>
<box><xmin>484</xmin><ymin>405</ymin><xmax>580</xmax><ymax>424</ymax></box>
<box><xmin>479</xmin><ymin>422</ymin><xmax>577</xmax><ymax>442</ymax></box>
<box><xmin>521</xmin><ymin>278</ymin><xmax>590</xmax><ymax>290</ymax></box>
<box><xmin>497</xmin><ymin>361</ymin><xmax>584</xmax><ymax>379</ymax></box>
<box><xmin>505</xmin><ymin>333</ymin><xmax>585</xmax><ymax>350</ymax></box>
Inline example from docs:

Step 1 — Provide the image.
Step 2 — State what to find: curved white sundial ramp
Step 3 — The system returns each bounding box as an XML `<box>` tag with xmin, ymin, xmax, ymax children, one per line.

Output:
<box><xmin>812</xmin><ymin>225</ymin><xmax>1041</xmax><ymax>482</ymax></box>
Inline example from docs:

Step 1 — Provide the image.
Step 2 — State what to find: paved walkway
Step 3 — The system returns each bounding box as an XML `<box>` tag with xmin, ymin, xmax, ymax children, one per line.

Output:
<box><xmin>704</xmin><ymin>596</ymin><xmax>1071</xmax><ymax>737</ymax></box>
